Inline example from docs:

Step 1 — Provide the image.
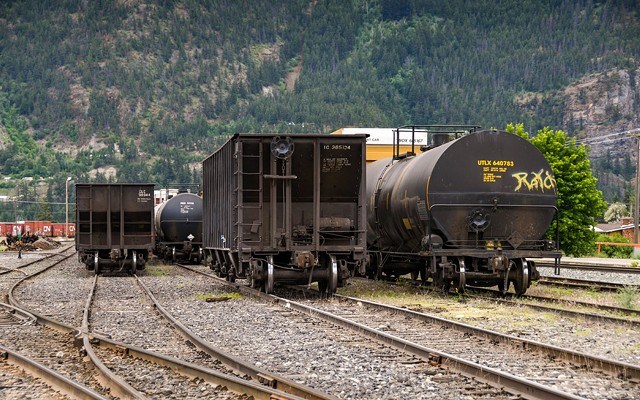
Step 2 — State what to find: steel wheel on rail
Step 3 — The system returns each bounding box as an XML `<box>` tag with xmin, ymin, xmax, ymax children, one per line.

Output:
<box><xmin>318</xmin><ymin>254</ymin><xmax>338</xmax><ymax>295</ymax></box>
<box><xmin>264</xmin><ymin>256</ymin><xmax>274</xmax><ymax>294</ymax></box>
<box><xmin>513</xmin><ymin>258</ymin><xmax>529</xmax><ymax>296</ymax></box>
<box><xmin>131</xmin><ymin>251</ymin><xmax>137</xmax><ymax>273</ymax></box>
<box><xmin>456</xmin><ymin>257</ymin><xmax>466</xmax><ymax>294</ymax></box>
<box><xmin>94</xmin><ymin>251</ymin><xmax>99</xmax><ymax>275</ymax></box>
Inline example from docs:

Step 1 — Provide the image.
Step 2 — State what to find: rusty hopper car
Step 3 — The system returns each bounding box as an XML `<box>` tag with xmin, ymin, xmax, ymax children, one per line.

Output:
<box><xmin>76</xmin><ymin>183</ymin><xmax>155</xmax><ymax>274</ymax></box>
<box><xmin>367</xmin><ymin>127</ymin><xmax>561</xmax><ymax>295</ymax></box>
<box><xmin>203</xmin><ymin>133</ymin><xmax>368</xmax><ymax>294</ymax></box>
<box><xmin>154</xmin><ymin>191</ymin><xmax>203</xmax><ymax>263</ymax></box>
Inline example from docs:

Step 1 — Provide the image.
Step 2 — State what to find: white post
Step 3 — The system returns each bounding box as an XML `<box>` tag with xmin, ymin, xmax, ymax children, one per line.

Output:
<box><xmin>65</xmin><ymin>177</ymin><xmax>72</xmax><ymax>238</ymax></box>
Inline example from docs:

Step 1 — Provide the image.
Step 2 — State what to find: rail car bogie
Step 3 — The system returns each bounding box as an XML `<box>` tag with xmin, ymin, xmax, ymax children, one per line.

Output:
<box><xmin>203</xmin><ymin>133</ymin><xmax>368</xmax><ymax>294</ymax></box>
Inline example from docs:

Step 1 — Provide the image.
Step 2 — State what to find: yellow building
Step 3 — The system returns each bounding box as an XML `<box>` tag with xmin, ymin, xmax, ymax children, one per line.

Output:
<box><xmin>331</xmin><ymin>127</ymin><xmax>430</xmax><ymax>163</ymax></box>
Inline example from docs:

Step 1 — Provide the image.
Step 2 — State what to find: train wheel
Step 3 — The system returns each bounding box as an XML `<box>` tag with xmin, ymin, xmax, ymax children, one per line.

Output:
<box><xmin>93</xmin><ymin>252</ymin><xmax>100</xmax><ymax>275</ymax></box>
<box><xmin>130</xmin><ymin>251</ymin><xmax>137</xmax><ymax>274</ymax></box>
<box><xmin>317</xmin><ymin>255</ymin><xmax>338</xmax><ymax>295</ymax></box>
<box><xmin>326</xmin><ymin>255</ymin><xmax>338</xmax><ymax>295</ymax></box>
<box><xmin>456</xmin><ymin>258</ymin><xmax>466</xmax><ymax>294</ymax></box>
<box><xmin>264</xmin><ymin>256</ymin><xmax>274</xmax><ymax>294</ymax></box>
<box><xmin>172</xmin><ymin>247</ymin><xmax>176</xmax><ymax>263</ymax></box>
<box><xmin>513</xmin><ymin>259</ymin><xmax>529</xmax><ymax>296</ymax></box>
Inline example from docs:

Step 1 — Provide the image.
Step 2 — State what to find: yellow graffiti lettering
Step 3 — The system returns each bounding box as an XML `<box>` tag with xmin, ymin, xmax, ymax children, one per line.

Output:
<box><xmin>512</xmin><ymin>170</ymin><xmax>556</xmax><ymax>192</ymax></box>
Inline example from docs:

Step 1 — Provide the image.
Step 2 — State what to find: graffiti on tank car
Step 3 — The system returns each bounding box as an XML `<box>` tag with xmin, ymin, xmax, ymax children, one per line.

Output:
<box><xmin>512</xmin><ymin>169</ymin><xmax>556</xmax><ymax>192</ymax></box>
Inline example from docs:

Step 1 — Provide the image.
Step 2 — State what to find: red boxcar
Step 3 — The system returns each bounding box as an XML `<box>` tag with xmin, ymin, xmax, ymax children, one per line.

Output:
<box><xmin>50</xmin><ymin>223</ymin><xmax>75</xmax><ymax>237</ymax></box>
<box><xmin>8</xmin><ymin>223</ymin><xmax>23</xmax><ymax>236</ymax></box>
<box><xmin>22</xmin><ymin>221</ymin><xmax>51</xmax><ymax>236</ymax></box>
<box><xmin>0</xmin><ymin>223</ymin><xmax>12</xmax><ymax>236</ymax></box>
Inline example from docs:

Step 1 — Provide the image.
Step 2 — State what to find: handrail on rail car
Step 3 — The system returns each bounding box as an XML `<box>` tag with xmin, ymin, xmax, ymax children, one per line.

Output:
<box><xmin>392</xmin><ymin>124</ymin><xmax>481</xmax><ymax>160</ymax></box>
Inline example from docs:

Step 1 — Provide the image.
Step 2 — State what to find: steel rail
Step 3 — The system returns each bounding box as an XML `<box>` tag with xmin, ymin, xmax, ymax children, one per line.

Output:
<box><xmin>0</xmin><ymin>245</ymin><xmax>75</xmax><ymax>276</ymax></box>
<box><xmin>0</xmin><ymin>301</ymin><xmax>38</xmax><ymax>324</ymax></box>
<box><xmin>0</xmin><ymin>344</ymin><xmax>109</xmax><ymax>400</ymax></box>
<box><xmin>6</xmin><ymin>252</ymin><xmax>312</xmax><ymax>400</ymax></box>
<box><xmin>175</xmin><ymin>265</ymin><xmax>586</xmax><ymax>400</ymax></box>
<box><xmin>8</xmin><ymin>251</ymin><xmax>80</xmax><ymax>333</ymax></box>
<box><xmin>135</xmin><ymin>273</ymin><xmax>336</xmax><ymax>400</ymax></box>
<box><xmin>381</xmin><ymin>276</ymin><xmax>640</xmax><ymax>319</ymax></box>
<box><xmin>467</xmin><ymin>287</ymin><xmax>640</xmax><ymax>324</ymax></box>
<box><xmin>356</xmin><ymin>276</ymin><xmax>640</xmax><ymax>326</ymax></box>
<box><xmin>536</xmin><ymin>260</ymin><xmax>640</xmax><ymax>274</ymax></box>
<box><xmin>91</xmin><ymin>332</ymin><xmax>309</xmax><ymax>400</ymax></box>
<box><xmin>538</xmin><ymin>276</ymin><xmax>632</xmax><ymax>291</ymax></box>
<box><xmin>79</xmin><ymin>274</ymin><xmax>147</xmax><ymax>399</ymax></box>
<box><xmin>281</xmin><ymin>295</ymin><xmax>589</xmax><ymax>400</ymax></box>
<box><xmin>334</xmin><ymin>294</ymin><xmax>640</xmax><ymax>381</ymax></box>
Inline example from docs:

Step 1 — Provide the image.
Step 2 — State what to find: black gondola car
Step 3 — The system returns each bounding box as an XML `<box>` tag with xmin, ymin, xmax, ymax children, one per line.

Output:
<box><xmin>203</xmin><ymin>133</ymin><xmax>368</xmax><ymax>294</ymax></box>
<box><xmin>76</xmin><ymin>183</ymin><xmax>155</xmax><ymax>274</ymax></box>
<box><xmin>154</xmin><ymin>191</ymin><xmax>203</xmax><ymax>263</ymax></box>
<box><xmin>366</xmin><ymin>127</ymin><xmax>561</xmax><ymax>295</ymax></box>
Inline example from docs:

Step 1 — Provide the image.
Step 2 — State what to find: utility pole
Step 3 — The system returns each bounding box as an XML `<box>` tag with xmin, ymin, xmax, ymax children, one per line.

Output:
<box><xmin>636</xmin><ymin>134</ymin><xmax>640</xmax><ymax>245</ymax></box>
<box><xmin>631</xmin><ymin>131</ymin><xmax>640</xmax><ymax>248</ymax></box>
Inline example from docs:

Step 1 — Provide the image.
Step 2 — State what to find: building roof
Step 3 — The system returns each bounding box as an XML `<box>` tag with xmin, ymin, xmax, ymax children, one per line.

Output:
<box><xmin>595</xmin><ymin>223</ymin><xmax>635</xmax><ymax>233</ymax></box>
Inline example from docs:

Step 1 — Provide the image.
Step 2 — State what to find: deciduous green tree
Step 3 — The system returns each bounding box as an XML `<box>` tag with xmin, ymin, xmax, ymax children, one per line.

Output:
<box><xmin>507</xmin><ymin>123</ymin><xmax>606</xmax><ymax>256</ymax></box>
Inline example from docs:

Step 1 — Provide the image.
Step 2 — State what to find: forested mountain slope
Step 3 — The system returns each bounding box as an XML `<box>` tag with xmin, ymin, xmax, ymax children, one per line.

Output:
<box><xmin>0</xmin><ymin>0</ymin><xmax>638</xmax><ymax>201</ymax></box>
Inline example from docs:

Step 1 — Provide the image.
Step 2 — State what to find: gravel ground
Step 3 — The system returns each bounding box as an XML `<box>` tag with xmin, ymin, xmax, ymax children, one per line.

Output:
<box><xmin>0</xmin><ymin>359</ymin><xmax>71</xmax><ymax>400</ymax></box>
<box><xmin>140</xmin><ymin>264</ymin><xmax>508</xmax><ymax>399</ymax></box>
<box><xmin>6</xmin><ymin>250</ymin><xmax>639</xmax><ymax>399</ymax></box>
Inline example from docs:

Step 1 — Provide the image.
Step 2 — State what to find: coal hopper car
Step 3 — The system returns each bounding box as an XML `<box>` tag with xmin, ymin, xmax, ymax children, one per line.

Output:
<box><xmin>366</xmin><ymin>126</ymin><xmax>561</xmax><ymax>295</ymax></box>
<box><xmin>154</xmin><ymin>191</ymin><xmax>203</xmax><ymax>263</ymax></box>
<box><xmin>76</xmin><ymin>183</ymin><xmax>155</xmax><ymax>274</ymax></box>
<box><xmin>203</xmin><ymin>133</ymin><xmax>368</xmax><ymax>294</ymax></box>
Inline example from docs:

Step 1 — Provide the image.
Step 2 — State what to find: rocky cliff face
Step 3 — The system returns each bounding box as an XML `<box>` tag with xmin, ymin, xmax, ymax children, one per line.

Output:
<box><xmin>560</xmin><ymin>67</ymin><xmax>640</xmax><ymax>201</ymax></box>
<box><xmin>563</xmin><ymin>68</ymin><xmax>640</xmax><ymax>157</ymax></box>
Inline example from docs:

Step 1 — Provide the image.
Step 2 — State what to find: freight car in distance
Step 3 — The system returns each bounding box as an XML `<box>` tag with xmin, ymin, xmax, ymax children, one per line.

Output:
<box><xmin>76</xmin><ymin>183</ymin><xmax>155</xmax><ymax>274</ymax></box>
<box><xmin>154</xmin><ymin>190</ymin><xmax>203</xmax><ymax>264</ymax></box>
<box><xmin>203</xmin><ymin>133</ymin><xmax>368</xmax><ymax>294</ymax></box>
<box><xmin>366</xmin><ymin>126</ymin><xmax>562</xmax><ymax>295</ymax></box>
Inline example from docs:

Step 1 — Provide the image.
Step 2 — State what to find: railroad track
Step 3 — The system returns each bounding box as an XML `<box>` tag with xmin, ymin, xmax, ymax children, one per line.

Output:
<box><xmin>358</xmin><ymin>275</ymin><xmax>640</xmax><ymax>327</ymax></box>
<box><xmin>310</xmin><ymin>293</ymin><xmax>638</xmax><ymax>399</ymax></box>
<box><xmin>80</xmin><ymin>274</ymin><xmax>305</xmax><ymax>400</ymax></box>
<box><xmin>383</xmin><ymin>274</ymin><xmax>640</xmax><ymax>326</ymax></box>
<box><xmin>537</xmin><ymin>275</ymin><xmax>632</xmax><ymax>291</ymax></box>
<box><xmin>536</xmin><ymin>260</ymin><xmax>640</xmax><ymax>274</ymax></box>
<box><xmin>177</xmin><ymin>264</ymin><xmax>640</xmax><ymax>400</ymax></box>
<box><xmin>133</xmin><ymin>275</ymin><xmax>333</xmax><ymax>400</ymax></box>
<box><xmin>7</xmin><ymin>254</ymin><xmax>330</xmax><ymax>399</ymax></box>
<box><xmin>466</xmin><ymin>287</ymin><xmax>640</xmax><ymax>327</ymax></box>
<box><xmin>171</xmin><ymin>264</ymin><xmax>513</xmax><ymax>399</ymax></box>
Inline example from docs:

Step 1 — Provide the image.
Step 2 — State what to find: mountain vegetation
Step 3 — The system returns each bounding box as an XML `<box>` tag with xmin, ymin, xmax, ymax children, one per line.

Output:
<box><xmin>0</xmin><ymin>0</ymin><xmax>639</xmax><ymax>226</ymax></box>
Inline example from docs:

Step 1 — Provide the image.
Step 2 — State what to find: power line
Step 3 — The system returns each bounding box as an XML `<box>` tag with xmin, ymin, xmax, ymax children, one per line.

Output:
<box><xmin>578</xmin><ymin>136</ymin><xmax>634</xmax><ymax>146</ymax></box>
<box><xmin>574</xmin><ymin>128</ymin><xmax>640</xmax><ymax>145</ymax></box>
